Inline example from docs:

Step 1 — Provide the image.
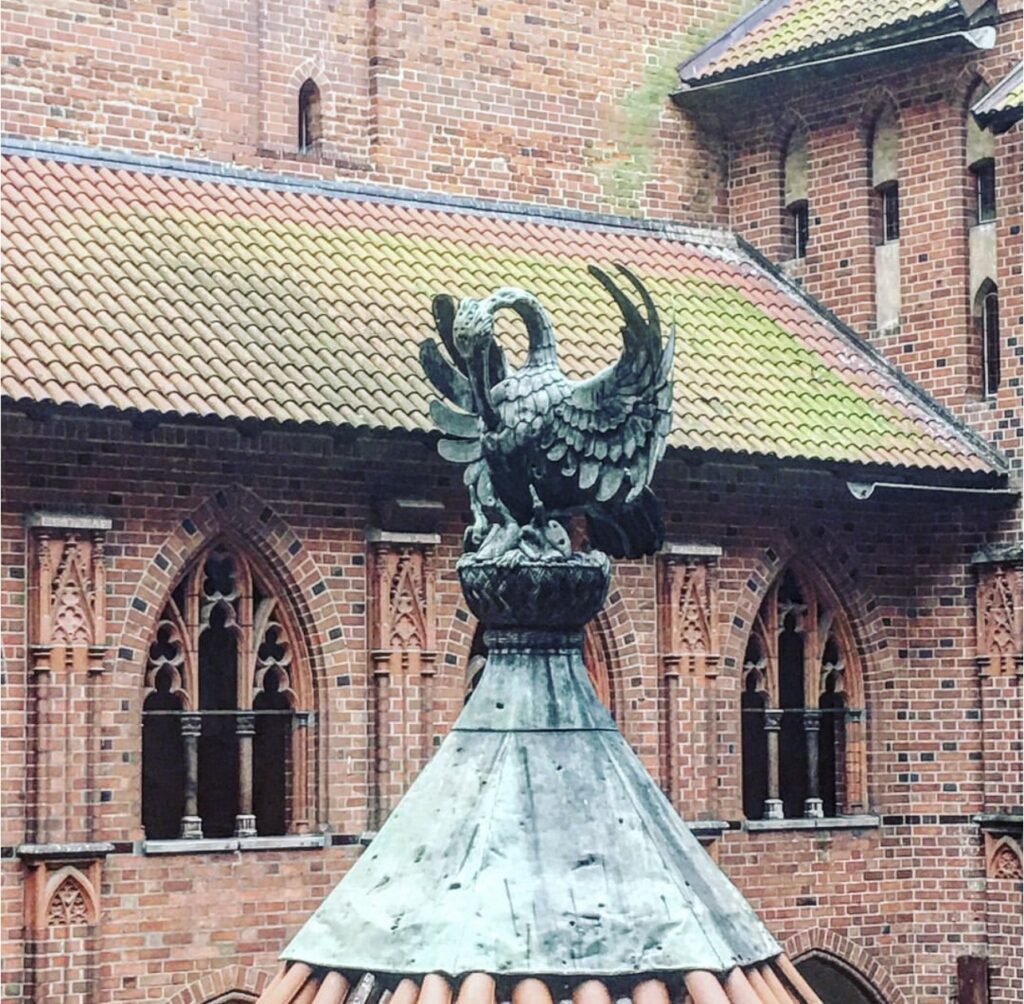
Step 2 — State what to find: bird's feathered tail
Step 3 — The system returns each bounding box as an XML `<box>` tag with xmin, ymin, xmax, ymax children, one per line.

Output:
<box><xmin>585</xmin><ymin>486</ymin><xmax>664</xmax><ymax>560</ymax></box>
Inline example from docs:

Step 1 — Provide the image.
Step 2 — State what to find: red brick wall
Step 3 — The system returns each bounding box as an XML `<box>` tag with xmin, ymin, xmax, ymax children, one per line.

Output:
<box><xmin>2</xmin><ymin>409</ymin><xmax>1018</xmax><ymax>1003</ymax></box>
<box><xmin>723</xmin><ymin>24</ymin><xmax>1023</xmax><ymax>460</ymax></box>
<box><xmin>0</xmin><ymin>0</ymin><xmax>758</xmax><ymax>221</ymax></box>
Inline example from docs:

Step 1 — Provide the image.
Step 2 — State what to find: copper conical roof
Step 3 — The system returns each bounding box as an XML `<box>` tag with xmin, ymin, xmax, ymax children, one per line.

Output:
<box><xmin>258</xmin><ymin>554</ymin><xmax>821</xmax><ymax>1004</ymax></box>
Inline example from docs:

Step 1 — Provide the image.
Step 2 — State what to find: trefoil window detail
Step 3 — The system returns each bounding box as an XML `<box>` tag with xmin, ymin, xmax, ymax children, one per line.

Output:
<box><xmin>741</xmin><ymin>566</ymin><xmax>866</xmax><ymax>821</ymax></box>
<box><xmin>142</xmin><ymin>543</ymin><xmax>311</xmax><ymax>840</ymax></box>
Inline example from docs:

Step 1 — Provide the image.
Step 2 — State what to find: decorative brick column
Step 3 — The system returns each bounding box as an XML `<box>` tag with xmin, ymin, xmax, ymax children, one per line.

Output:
<box><xmin>20</xmin><ymin>843</ymin><xmax>110</xmax><ymax>1004</ymax></box>
<box><xmin>657</xmin><ymin>543</ymin><xmax>721</xmax><ymax>811</ymax></box>
<box><xmin>25</xmin><ymin>512</ymin><xmax>112</xmax><ymax>846</ymax></box>
<box><xmin>367</xmin><ymin>530</ymin><xmax>439</xmax><ymax>827</ymax></box>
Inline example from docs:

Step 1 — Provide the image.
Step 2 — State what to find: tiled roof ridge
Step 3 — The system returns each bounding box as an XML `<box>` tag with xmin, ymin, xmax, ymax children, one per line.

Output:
<box><xmin>0</xmin><ymin>137</ymin><xmax>736</xmax><ymax>251</ymax></box>
<box><xmin>734</xmin><ymin>236</ymin><xmax>1011</xmax><ymax>475</ymax></box>
<box><xmin>675</xmin><ymin>0</ymin><xmax>972</xmax><ymax>89</ymax></box>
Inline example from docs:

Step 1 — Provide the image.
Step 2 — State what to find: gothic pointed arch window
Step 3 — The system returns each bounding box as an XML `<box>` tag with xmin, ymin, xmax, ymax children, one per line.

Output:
<box><xmin>741</xmin><ymin>566</ymin><xmax>866</xmax><ymax>821</ymax></box>
<box><xmin>142</xmin><ymin>542</ymin><xmax>312</xmax><ymax>840</ymax></box>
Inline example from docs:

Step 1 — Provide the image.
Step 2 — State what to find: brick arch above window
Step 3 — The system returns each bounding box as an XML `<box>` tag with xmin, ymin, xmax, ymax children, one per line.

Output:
<box><xmin>164</xmin><ymin>965</ymin><xmax>272</xmax><ymax>1004</ymax></box>
<box><xmin>116</xmin><ymin>485</ymin><xmax>348</xmax><ymax>695</ymax></box>
<box><xmin>787</xmin><ymin>929</ymin><xmax>909</xmax><ymax>1004</ymax></box>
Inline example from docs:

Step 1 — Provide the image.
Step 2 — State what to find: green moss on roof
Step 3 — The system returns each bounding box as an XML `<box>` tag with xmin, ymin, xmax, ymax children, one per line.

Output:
<box><xmin>1</xmin><ymin>152</ymin><xmax>1000</xmax><ymax>476</ymax></box>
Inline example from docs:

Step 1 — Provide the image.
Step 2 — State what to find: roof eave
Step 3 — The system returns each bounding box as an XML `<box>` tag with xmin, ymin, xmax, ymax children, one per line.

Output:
<box><xmin>672</xmin><ymin>9</ymin><xmax>989</xmax><ymax>108</ymax></box>
<box><xmin>3</xmin><ymin>396</ymin><xmax>1010</xmax><ymax>490</ymax></box>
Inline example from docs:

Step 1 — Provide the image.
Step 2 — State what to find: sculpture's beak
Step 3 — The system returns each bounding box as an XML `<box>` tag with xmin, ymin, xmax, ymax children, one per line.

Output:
<box><xmin>454</xmin><ymin>297</ymin><xmax>493</xmax><ymax>359</ymax></box>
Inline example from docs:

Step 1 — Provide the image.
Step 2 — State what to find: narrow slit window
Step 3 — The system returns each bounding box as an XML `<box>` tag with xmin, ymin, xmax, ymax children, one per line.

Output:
<box><xmin>298</xmin><ymin>78</ymin><xmax>322</xmax><ymax>151</ymax></box>
<box><xmin>782</xmin><ymin>130</ymin><xmax>809</xmax><ymax>262</ymax></box>
<box><xmin>982</xmin><ymin>288</ymin><xmax>1000</xmax><ymax>397</ymax></box>
<box><xmin>791</xmin><ymin>201</ymin><xmax>810</xmax><ymax>259</ymax></box>
<box><xmin>974</xmin><ymin>159</ymin><xmax>996</xmax><ymax>223</ymax></box>
<box><xmin>880</xmin><ymin>183</ymin><xmax>900</xmax><ymax>243</ymax></box>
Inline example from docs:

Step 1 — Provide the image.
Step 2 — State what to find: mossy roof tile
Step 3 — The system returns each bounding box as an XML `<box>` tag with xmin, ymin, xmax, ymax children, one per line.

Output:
<box><xmin>679</xmin><ymin>0</ymin><xmax>961</xmax><ymax>84</ymax></box>
<box><xmin>0</xmin><ymin>152</ymin><xmax>1001</xmax><ymax>476</ymax></box>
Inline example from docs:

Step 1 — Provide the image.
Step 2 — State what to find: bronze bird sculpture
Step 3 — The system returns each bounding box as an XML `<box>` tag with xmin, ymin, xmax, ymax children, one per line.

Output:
<box><xmin>420</xmin><ymin>264</ymin><xmax>674</xmax><ymax>560</ymax></box>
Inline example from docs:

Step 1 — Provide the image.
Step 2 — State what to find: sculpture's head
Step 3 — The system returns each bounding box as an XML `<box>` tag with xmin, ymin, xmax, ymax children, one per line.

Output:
<box><xmin>452</xmin><ymin>296</ymin><xmax>494</xmax><ymax>359</ymax></box>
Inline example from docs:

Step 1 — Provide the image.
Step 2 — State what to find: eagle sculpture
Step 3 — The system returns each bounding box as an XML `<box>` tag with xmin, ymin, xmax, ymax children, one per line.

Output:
<box><xmin>420</xmin><ymin>264</ymin><xmax>674</xmax><ymax>561</ymax></box>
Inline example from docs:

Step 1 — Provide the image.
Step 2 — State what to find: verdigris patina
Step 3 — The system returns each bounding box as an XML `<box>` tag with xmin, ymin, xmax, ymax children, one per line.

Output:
<box><xmin>277</xmin><ymin>266</ymin><xmax>784</xmax><ymax>982</ymax></box>
<box><xmin>420</xmin><ymin>264</ymin><xmax>674</xmax><ymax>562</ymax></box>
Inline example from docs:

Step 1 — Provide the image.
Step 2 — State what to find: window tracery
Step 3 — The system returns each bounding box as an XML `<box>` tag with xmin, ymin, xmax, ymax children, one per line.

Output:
<box><xmin>741</xmin><ymin>567</ymin><xmax>866</xmax><ymax>820</ymax></box>
<box><xmin>142</xmin><ymin>542</ymin><xmax>311</xmax><ymax>840</ymax></box>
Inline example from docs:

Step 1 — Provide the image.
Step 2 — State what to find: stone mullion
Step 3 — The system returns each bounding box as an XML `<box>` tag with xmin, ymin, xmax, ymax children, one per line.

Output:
<box><xmin>180</xmin><ymin>713</ymin><xmax>203</xmax><ymax>838</ymax></box>
<box><xmin>802</xmin><ymin>708</ymin><xmax>823</xmax><ymax>818</ymax></box>
<box><xmin>291</xmin><ymin>711</ymin><xmax>311</xmax><ymax>834</ymax></box>
<box><xmin>763</xmin><ymin>708</ymin><xmax>783</xmax><ymax>820</ymax></box>
<box><xmin>234</xmin><ymin>712</ymin><xmax>257</xmax><ymax>837</ymax></box>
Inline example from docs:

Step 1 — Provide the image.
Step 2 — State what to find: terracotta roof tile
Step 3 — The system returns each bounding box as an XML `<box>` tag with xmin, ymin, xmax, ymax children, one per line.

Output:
<box><xmin>678</xmin><ymin>0</ymin><xmax>963</xmax><ymax>85</ymax></box>
<box><xmin>256</xmin><ymin>965</ymin><xmax>818</xmax><ymax>1004</ymax></box>
<box><xmin>972</xmin><ymin>61</ymin><xmax>1024</xmax><ymax>132</ymax></box>
<box><xmin>1</xmin><ymin>151</ymin><xmax>1001</xmax><ymax>476</ymax></box>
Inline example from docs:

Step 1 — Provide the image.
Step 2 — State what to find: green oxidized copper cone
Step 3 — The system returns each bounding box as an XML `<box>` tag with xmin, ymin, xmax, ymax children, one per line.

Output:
<box><xmin>282</xmin><ymin>550</ymin><xmax>780</xmax><ymax>975</ymax></box>
<box><xmin>265</xmin><ymin>270</ymin><xmax>821</xmax><ymax>1004</ymax></box>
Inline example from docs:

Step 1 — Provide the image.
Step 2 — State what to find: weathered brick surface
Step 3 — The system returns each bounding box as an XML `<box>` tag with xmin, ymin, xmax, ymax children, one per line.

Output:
<box><xmin>724</xmin><ymin>19</ymin><xmax>1023</xmax><ymax>459</ymax></box>
<box><xmin>0</xmin><ymin>2</ymin><xmax>1021</xmax><ymax>1002</ymax></box>
<box><xmin>1</xmin><ymin>410</ymin><xmax>1020</xmax><ymax>1002</ymax></box>
<box><xmin>0</xmin><ymin>0</ymin><xmax>756</xmax><ymax>221</ymax></box>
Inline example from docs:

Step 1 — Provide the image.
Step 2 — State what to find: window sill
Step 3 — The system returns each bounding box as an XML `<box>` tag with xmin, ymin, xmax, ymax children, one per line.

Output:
<box><xmin>743</xmin><ymin>814</ymin><xmax>881</xmax><ymax>833</ymax></box>
<box><xmin>142</xmin><ymin>833</ymin><xmax>327</xmax><ymax>855</ymax></box>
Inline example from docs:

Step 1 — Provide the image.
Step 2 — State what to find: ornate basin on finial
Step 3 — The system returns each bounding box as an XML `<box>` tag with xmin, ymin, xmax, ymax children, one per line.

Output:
<box><xmin>458</xmin><ymin>551</ymin><xmax>611</xmax><ymax>629</ymax></box>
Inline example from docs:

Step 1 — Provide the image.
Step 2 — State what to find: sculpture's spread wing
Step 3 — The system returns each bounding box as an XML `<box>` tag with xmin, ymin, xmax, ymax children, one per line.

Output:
<box><xmin>419</xmin><ymin>294</ymin><xmax>506</xmax><ymax>465</ymax></box>
<box><xmin>541</xmin><ymin>265</ymin><xmax>674</xmax><ymax>504</ymax></box>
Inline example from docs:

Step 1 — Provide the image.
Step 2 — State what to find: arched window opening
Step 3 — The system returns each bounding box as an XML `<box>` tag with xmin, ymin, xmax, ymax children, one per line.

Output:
<box><xmin>782</xmin><ymin>130</ymin><xmax>810</xmax><ymax>261</ymax></box>
<box><xmin>298</xmin><ymin>78</ymin><xmax>322</xmax><ymax>151</ymax></box>
<box><xmin>975</xmin><ymin>281</ymin><xmax>1001</xmax><ymax>398</ymax></box>
<box><xmin>741</xmin><ymin>565</ymin><xmax>865</xmax><ymax>821</ymax></box>
<box><xmin>870</xmin><ymin>107</ymin><xmax>900</xmax><ymax>330</ymax></box>
<box><xmin>142</xmin><ymin>543</ymin><xmax>311</xmax><ymax>841</ymax></box>
<box><xmin>797</xmin><ymin>954</ymin><xmax>887</xmax><ymax>1004</ymax></box>
<box><xmin>465</xmin><ymin>621</ymin><xmax>613</xmax><ymax>715</ymax></box>
<box><xmin>870</xmin><ymin>107</ymin><xmax>900</xmax><ymax>243</ymax></box>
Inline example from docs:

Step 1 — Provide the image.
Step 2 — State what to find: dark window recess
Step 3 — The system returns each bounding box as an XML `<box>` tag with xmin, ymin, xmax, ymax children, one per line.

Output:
<box><xmin>973</xmin><ymin>159</ymin><xmax>996</xmax><ymax>223</ymax></box>
<box><xmin>141</xmin><ymin>545</ymin><xmax>308</xmax><ymax>841</ymax></box>
<box><xmin>298</xmin><ymin>78</ymin><xmax>322</xmax><ymax>151</ymax></box>
<box><xmin>741</xmin><ymin>568</ymin><xmax>862</xmax><ymax>821</ymax></box>
<box><xmin>741</xmin><ymin>682</ymin><xmax>768</xmax><ymax>819</ymax></box>
<box><xmin>879</xmin><ymin>183</ymin><xmax>900</xmax><ymax>242</ymax></box>
<box><xmin>789</xmin><ymin>201</ymin><xmax>810</xmax><ymax>259</ymax></box>
<box><xmin>982</xmin><ymin>288</ymin><xmax>1001</xmax><ymax>398</ymax></box>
